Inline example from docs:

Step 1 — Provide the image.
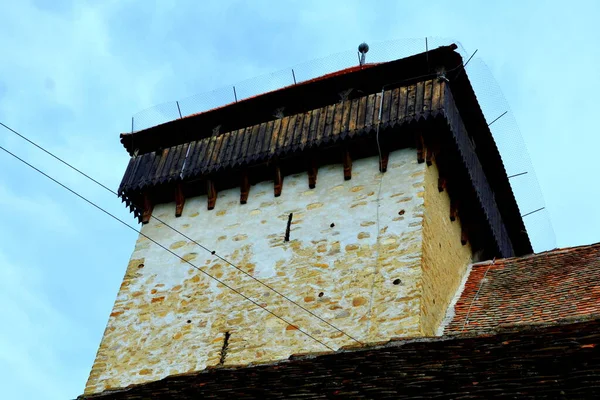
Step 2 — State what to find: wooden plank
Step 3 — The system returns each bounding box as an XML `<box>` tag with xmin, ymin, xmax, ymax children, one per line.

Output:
<box><xmin>245</xmin><ymin>124</ymin><xmax>260</xmax><ymax>162</ymax></box>
<box><xmin>188</xmin><ymin>140</ymin><xmax>205</xmax><ymax>177</ymax></box>
<box><xmin>229</xmin><ymin>129</ymin><xmax>243</xmax><ymax>167</ymax></box>
<box><xmin>208</xmin><ymin>136</ymin><xmax>223</xmax><ymax>172</ymax></box>
<box><xmin>315</xmin><ymin>106</ymin><xmax>327</xmax><ymax>145</ymax></box>
<box><xmin>261</xmin><ymin>120</ymin><xmax>274</xmax><ymax>158</ymax></box>
<box><xmin>365</xmin><ymin>94</ymin><xmax>376</xmax><ymax>127</ymax></box>
<box><xmin>407</xmin><ymin>84</ymin><xmax>417</xmax><ymax>116</ymax></box>
<box><xmin>153</xmin><ymin>148</ymin><xmax>170</xmax><ymax>184</ymax></box>
<box><xmin>432</xmin><ymin>80</ymin><xmax>443</xmax><ymax>112</ymax></box>
<box><xmin>207</xmin><ymin>179</ymin><xmax>217</xmax><ymax>210</ymax></box>
<box><xmin>348</xmin><ymin>98</ymin><xmax>359</xmax><ymax>136</ymax></box>
<box><xmin>277</xmin><ymin>116</ymin><xmax>290</xmax><ymax>153</ymax></box>
<box><xmin>299</xmin><ymin>111</ymin><xmax>312</xmax><ymax>150</ymax></box>
<box><xmin>389</xmin><ymin>88</ymin><xmax>400</xmax><ymax>123</ymax></box>
<box><xmin>323</xmin><ymin>104</ymin><xmax>335</xmax><ymax>141</ymax></box>
<box><xmin>332</xmin><ymin>102</ymin><xmax>344</xmax><ymax>139</ymax></box>
<box><xmin>175</xmin><ymin>183</ymin><xmax>185</xmax><ymax>217</ymax></box>
<box><xmin>175</xmin><ymin>142</ymin><xmax>190</xmax><ymax>177</ymax></box>
<box><xmin>381</xmin><ymin>89</ymin><xmax>392</xmax><ymax>124</ymax></box>
<box><xmin>340</xmin><ymin>100</ymin><xmax>352</xmax><ymax>138</ymax></box>
<box><xmin>181</xmin><ymin>140</ymin><xmax>196</xmax><ymax>178</ymax></box>
<box><xmin>269</xmin><ymin>119</ymin><xmax>282</xmax><ymax>156</ymax></box>
<box><xmin>357</xmin><ymin>95</ymin><xmax>367</xmax><ymax>130</ymax></box>
<box><xmin>240</xmin><ymin>169</ymin><xmax>250</xmax><ymax>204</ymax></box>
<box><xmin>415</xmin><ymin>81</ymin><xmax>425</xmax><ymax>116</ymax></box>
<box><xmin>237</xmin><ymin>126</ymin><xmax>253</xmax><ymax>166</ymax></box>
<box><xmin>229</xmin><ymin>129</ymin><xmax>244</xmax><ymax>166</ymax></box>
<box><xmin>398</xmin><ymin>86</ymin><xmax>408</xmax><ymax>122</ymax></box>
<box><xmin>291</xmin><ymin>112</ymin><xmax>305</xmax><ymax>151</ymax></box>
<box><xmin>252</xmin><ymin>122</ymin><xmax>267</xmax><ymax>161</ymax></box>
<box><xmin>144</xmin><ymin>152</ymin><xmax>160</xmax><ymax>186</ymax></box>
<box><xmin>307</xmin><ymin>109</ymin><xmax>320</xmax><ymax>147</ymax></box>
<box><xmin>374</xmin><ymin>92</ymin><xmax>382</xmax><ymax>127</ymax></box>
<box><xmin>282</xmin><ymin>114</ymin><xmax>297</xmax><ymax>151</ymax></box>
<box><xmin>169</xmin><ymin>144</ymin><xmax>185</xmax><ymax>180</ymax></box>
<box><xmin>214</xmin><ymin>132</ymin><xmax>230</xmax><ymax>170</ymax></box>
<box><xmin>201</xmin><ymin>136</ymin><xmax>217</xmax><ymax>172</ymax></box>
<box><xmin>160</xmin><ymin>146</ymin><xmax>178</xmax><ymax>183</ymax></box>
<box><xmin>423</xmin><ymin>80</ymin><xmax>433</xmax><ymax>115</ymax></box>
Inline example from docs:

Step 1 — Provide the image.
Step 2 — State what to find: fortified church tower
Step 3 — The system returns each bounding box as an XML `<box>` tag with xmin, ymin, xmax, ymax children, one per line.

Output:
<box><xmin>84</xmin><ymin>44</ymin><xmax>532</xmax><ymax>395</ymax></box>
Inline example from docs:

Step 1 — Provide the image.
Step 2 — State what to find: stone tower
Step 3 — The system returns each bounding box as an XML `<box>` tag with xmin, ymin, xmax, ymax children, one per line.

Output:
<box><xmin>83</xmin><ymin>44</ymin><xmax>532</xmax><ymax>395</ymax></box>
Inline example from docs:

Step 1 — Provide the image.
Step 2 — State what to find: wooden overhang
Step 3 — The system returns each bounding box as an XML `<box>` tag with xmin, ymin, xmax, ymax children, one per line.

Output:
<box><xmin>116</xmin><ymin>44</ymin><xmax>533</xmax><ymax>258</ymax></box>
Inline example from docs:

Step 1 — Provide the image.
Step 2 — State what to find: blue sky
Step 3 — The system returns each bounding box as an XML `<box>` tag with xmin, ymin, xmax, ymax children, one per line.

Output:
<box><xmin>0</xmin><ymin>1</ymin><xmax>598</xmax><ymax>399</ymax></box>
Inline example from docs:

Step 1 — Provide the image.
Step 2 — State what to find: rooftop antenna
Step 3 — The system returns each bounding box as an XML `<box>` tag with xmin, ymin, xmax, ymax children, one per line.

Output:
<box><xmin>358</xmin><ymin>42</ymin><xmax>369</xmax><ymax>66</ymax></box>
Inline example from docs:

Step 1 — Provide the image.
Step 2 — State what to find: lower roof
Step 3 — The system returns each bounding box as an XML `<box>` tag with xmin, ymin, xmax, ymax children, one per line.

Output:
<box><xmin>445</xmin><ymin>242</ymin><xmax>600</xmax><ymax>334</ymax></box>
<box><xmin>79</xmin><ymin>316</ymin><xmax>600</xmax><ymax>399</ymax></box>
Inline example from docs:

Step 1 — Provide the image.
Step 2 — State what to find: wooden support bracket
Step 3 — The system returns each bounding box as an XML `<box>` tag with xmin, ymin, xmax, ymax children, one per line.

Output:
<box><xmin>379</xmin><ymin>151</ymin><xmax>389</xmax><ymax>173</ymax></box>
<box><xmin>240</xmin><ymin>170</ymin><xmax>250</xmax><ymax>204</ymax></box>
<box><xmin>343</xmin><ymin>149</ymin><xmax>352</xmax><ymax>180</ymax></box>
<box><xmin>274</xmin><ymin>165</ymin><xmax>283</xmax><ymax>197</ymax></box>
<box><xmin>207</xmin><ymin>179</ymin><xmax>217</xmax><ymax>210</ymax></box>
<box><xmin>450</xmin><ymin>200</ymin><xmax>459</xmax><ymax>222</ymax></box>
<box><xmin>175</xmin><ymin>183</ymin><xmax>185</xmax><ymax>217</ymax></box>
<box><xmin>461</xmin><ymin>226</ymin><xmax>469</xmax><ymax>246</ymax></box>
<box><xmin>308</xmin><ymin>157</ymin><xmax>318</xmax><ymax>189</ymax></box>
<box><xmin>416</xmin><ymin>133</ymin><xmax>426</xmax><ymax>164</ymax></box>
<box><xmin>438</xmin><ymin>176</ymin><xmax>447</xmax><ymax>192</ymax></box>
<box><xmin>426</xmin><ymin>147</ymin><xmax>435</xmax><ymax>166</ymax></box>
<box><xmin>142</xmin><ymin>193</ymin><xmax>153</xmax><ymax>224</ymax></box>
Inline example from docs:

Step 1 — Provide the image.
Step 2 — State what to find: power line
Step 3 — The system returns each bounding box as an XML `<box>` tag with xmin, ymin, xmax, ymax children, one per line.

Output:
<box><xmin>0</xmin><ymin>121</ymin><xmax>363</xmax><ymax>345</ymax></box>
<box><xmin>0</xmin><ymin>142</ymin><xmax>335</xmax><ymax>351</ymax></box>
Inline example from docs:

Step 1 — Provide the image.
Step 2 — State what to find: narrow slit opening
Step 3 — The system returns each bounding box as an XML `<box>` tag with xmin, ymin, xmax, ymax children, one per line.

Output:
<box><xmin>284</xmin><ymin>213</ymin><xmax>293</xmax><ymax>242</ymax></box>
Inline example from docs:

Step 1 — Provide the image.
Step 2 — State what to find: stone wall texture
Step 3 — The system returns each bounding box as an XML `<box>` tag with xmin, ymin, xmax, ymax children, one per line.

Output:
<box><xmin>420</xmin><ymin>162</ymin><xmax>472</xmax><ymax>336</ymax></box>
<box><xmin>85</xmin><ymin>148</ymin><xmax>471</xmax><ymax>394</ymax></box>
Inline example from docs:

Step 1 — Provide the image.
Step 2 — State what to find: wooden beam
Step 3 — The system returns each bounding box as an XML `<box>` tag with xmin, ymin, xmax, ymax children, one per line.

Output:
<box><xmin>461</xmin><ymin>226</ymin><xmax>469</xmax><ymax>246</ymax></box>
<box><xmin>343</xmin><ymin>149</ymin><xmax>352</xmax><ymax>180</ymax></box>
<box><xmin>240</xmin><ymin>170</ymin><xmax>250</xmax><ymax>204</ymax></box>
<box><xmin>450</xmin><ymin>200</ymin><xmax>459</xmax><ymax>222</ymax></box>
<box><xmin>426</xmin><ymin>147</ymin><xmax>434</xmax><ymax>166</ymax></box>
<box><xmin>438</xmin><ymin>176</ymin><xmax>447</xmax><ymax>192</ymax></box>
<box><xmin>175</xmin><ymin>183</ymin><xmax>185</xmax><ymax>217</ymax></box>
<box><xmin>416</xmin><ymin>133</ymin><xmax>426</xmax><ymax>164</ymax></box>
<box><xmin>142</xmin><ymin>193</ymin><xmax>153</xmax><ymax>224</ymax></box>
<box><xmin>379</xmin><ymin>150</ymin><xmax>389</xmax><ymax>173</ymax></box>
<box><xmin>308</xmin><ymin>157</ymin><xmax>318</xmax><ymax>189</ymax></box>
<box><xmin>274</xmin><ymin>165</ymin><xmax>283</xmax><ymax>197</ymax></box>
<box><xmin>207</xmin><ymin>179</ymin><xmax>217</xmax><ymax>210</ymax></box>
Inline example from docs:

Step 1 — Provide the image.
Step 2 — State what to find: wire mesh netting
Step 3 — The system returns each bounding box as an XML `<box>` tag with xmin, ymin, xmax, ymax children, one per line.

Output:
<box><xmin>130</xmin><ymin>37</ymin><xmax>555</xmax><ymax>253</ymax></box>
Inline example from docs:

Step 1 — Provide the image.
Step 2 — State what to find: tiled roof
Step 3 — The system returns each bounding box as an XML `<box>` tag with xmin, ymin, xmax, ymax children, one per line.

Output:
<box><xmin>80</xmin><ymin>316</ymin><xmax>600</xmax><ymax>399</ymax></box>
<box><xmin>445</xmin><ymin>242</ymin><xmax>600</xmax><ymax>333</ymax></box>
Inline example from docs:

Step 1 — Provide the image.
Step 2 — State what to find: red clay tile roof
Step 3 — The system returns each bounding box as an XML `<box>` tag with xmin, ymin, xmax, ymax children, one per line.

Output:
<box><xmin>445</xmin><ymin>242</ymin><xmax>600</xmax><ymax>334</ymax></box>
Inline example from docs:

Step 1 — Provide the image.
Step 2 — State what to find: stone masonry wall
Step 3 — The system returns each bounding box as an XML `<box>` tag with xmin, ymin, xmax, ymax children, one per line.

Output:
<box><xmin>420</xmin><ymin>162</ymin><xmax>472</xmax><ymax>336</ymax></box>
<box><xmin>85</xmin><ymin>149</ymin><xmax>428</xmax><ymax>394</ymax></box>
